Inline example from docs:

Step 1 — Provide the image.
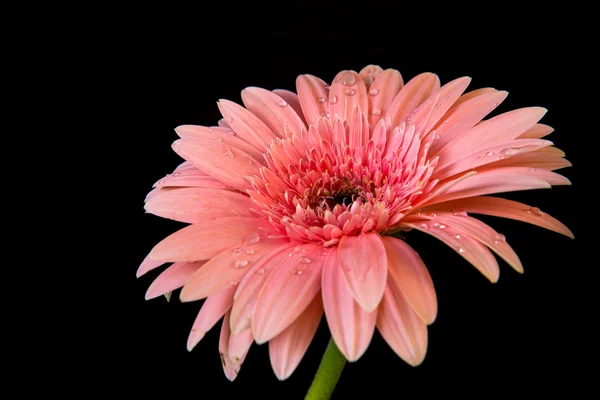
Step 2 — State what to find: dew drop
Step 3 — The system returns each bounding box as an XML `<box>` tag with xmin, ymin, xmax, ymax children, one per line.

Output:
<box><xmin>292</xmin><ymin>268</ymin><xmax>304</xmax><ymax>275</ymax></box>
<box><xmin>288</xmin><ymin>252</ymin><xmax>295</xmax><ymax>257</ymax></box>
<box><xmin>226</xmin><ymin>117</ymin><xmax>233</xmax><ymax>123</ymax></box>
<box><xmin>501</xmin><ymin>148</ymin><xmax>519</xmax><ymax>156</ymax></box>
<box><xmin>476</xmin><ymin>156</ymin><xmax>482</xmax><ymax>160</ymax></box>
<box><xmin>158</xmin><ymin>180</ymin><xmax>165</xmax><ymax>185</ymax></box>
<box><xmin>334</xmin><ymin>77</ymin><xmax>341</xmax><ymax>83</ymax></box>
<box><xmin>455</xmin><ymin>234</ymin><xmax>461</xmax><ymax>239</ymax></box>
<box><xmin>299</xmin><ymin>256</ymin><xmax>311</xmax><ymax>264</ymax></box>
<box><xmin>433</xmin><ymin>133</ymin><xmax>441</xmax><ymax>141</ymax></box>
<box><xmin>245</xmin><ymin>249</ymin><xmax>255</xmax><ymax>255</ymax></box>
<box><xmin>244</xmin><ymin>232</ymin><xmax>260</xmax><ymax>245</ymax></box>
<box><xmin>529</xmin><ymin>168</ymin><xmax>537</xmax><ymax>173</ymax></box>
<box><xmin>324</xmin><ymin>85</ymin><xmax>331</xmax><ymax>91</ymax></box>
<box><xmin>369</xmin><ymin>88</ymin><xmax>379</xmax><ymax>96</ymax></box>
<box><xmin>434</xmin><ymin>103</ymin><xmax>441</xmax><ymax>108</ymax></box>
<box><xmin>317</xmin><ymin>97</ymin><xmax>326</xmax><ymax>103</ymax></box>
<box><xmin>330</xmin><ymin>95</ymin><xmax>338</xmax><ymax>104</ymax></box>
<box><xmin>458</xmin><ymin>247</ymin><xmax>465</xmax><ymax>253</ymax></box>
<box><xmin>493</xmin><ymin>233</ymin><xmax>506</xmax><ymax>244</ymax></box>
<box><xmin>229</xmin><ymin>281</ymin><xmax>239</xmax><ymax>286</ymax></box>
<box><xmin>452</xmin><ymin>209</ymin><xmax>468</xmax><ymax>217</ymax></box>
<box><xmin>485</xmin><ymin>151</ymin><xmax>494</xmax><ymax>157</ymax></box>
<box><xmin>279</xmin><ymin>100</ymin><xmax>288</xmax><ymax>107</ymax></box>
<box><xmin>217</xmin><ymin>138</ymin><xmax>222</xmax><ymax>143</ymax></box>
<box><xmin>344</xmin><ymin>88</ymin><xmax>355</xmax><ymax>96</ymax></box>
<box><xmin>234</xmin><ymin>260</ymin><xmax>249</xmax><ymax>269</ymax></box>
<box><xmin>438</xmin><ymin>224</ymin><xmax>447</xmax><ymax>229</ymax></box>
<box><xmin>256</xmin><ymin>268</ymin><xmax>265</xmax><ymax>275</ymax></box>
<box><xmin>430</xmin><ymin>213</ymin><xmax>437</xmax><ymax>217</ymax></box>
<box><xmin>419</xmin><ymin>223</ymin><xmax>429</xmax><ymax>230</ymax></box>
<box><xmin>372</xmin><ymin>108</ymin><xmax>382</xmax><ymax>116</ymax></box>
<box><xmin>173</xmin><ymin>172</ymin><xmax>180</xmax><ymax>177</ymax></box>
<box><xmin>342</xmin><ymin>72</ymin><xmax>356</xmax><ymax>86</ymax></box>
<box><xmin>527</xmin><ymin>207</ymin><xmax>543</xmax><ymax>216</ymax></box>
<box><xmin>224</xmin><ymin>147</ymin><xmax>234</xmax><ymax>158</ymax></box>
<box><xmin>232</xmin><ymin>248</ymin><xmax>243</xmax><ymax>253</ymax></box>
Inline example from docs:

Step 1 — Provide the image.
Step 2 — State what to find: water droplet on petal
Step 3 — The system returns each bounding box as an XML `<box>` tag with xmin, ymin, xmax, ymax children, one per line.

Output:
<box><xmin>458</xmin><ymin>247</ymin><xmax>465</xmax><ymax>253</ymax></box>
<box><xmin>244</xmin><ymin>232</ymin><xmax>260</xmax><ymax>245</ymax></box>
<box><xmin>455</xmin><ymin>234</ymin><xmax>461</xmax><ymax>239</ymax></box>
<box><xmin>158</xmin><ymin>180</ymin><xmax>165</xmax><ymax>184</ymax></box>
<box><xmin>369</xmin><ymin>88</ymin><xmax>379</xmax><ymax>96</ymax></box>
<box><xmin>493</xmin><ymin>233</ymin><xmax>506</xmax><ymax>244</ymax></box>
<box><xmin>419</xmin><ymin>223</ymin><xmax>429</xmax><ymax>230</ymax></box>
<box><xmin>173</xmin><ymin>172</ymin><xmax>180</xmax><ymax>177</ymax></box>
<box><xmin>317</xmin><ymin>97</ymin><xmax>326</xmax><ymax>103</ymax></box>
<box><xmin>217</xmin><ymin>138</ymin><xmax>222</xmax><ymax>143</ymax></box>
<box><xmin>234</xmin><ymin>260</ymin><xmax>249</xmax><ymax>269</ymax></box>
<box><xmin>245</xmin><ymin>249</ymin><xmax>255</xmax><ymax>255</ymax></box>
<box><xmin>230</xmin><ymin>281</ymin><xmax>239</xmax><ymax>286</ymax></box>
<box><xmin>476</xmin><ymin>156</ymin><xmax>483</xmax><ymax>160</ymax></box>
<box><xmin>501</xmin><ymin>148</ymin><xmax>519</xmax><ymax>156</ymax></box>
<box><xmin>256</xmin><ymin>268</ymin><xmax>265</xmax><ymax>275</ymax></box>
<box><xmin>438</xmin><ymin>224</ymin><xmax>447</xmax><ymax>229</ymax></box>
<box><xmin>372</xmin><ymin>108</ymin><xmax>382</xmax><ymax>116</ymax></box>
<box><xmin>342</xmin><ymin>72</ymin><xmax>356</xmax><ymax>86</ymax></box>
<box><xmin>452</xmin><ymin>209</ymin><xmax>468</xmax><ymax>217</ymax></box>
<box><xmin>344</xmin><ymin>88</ymin><xmax>355</xmax><ymax>96</ymax></box>
<box><xmin>299</xmin><ymin>256</ymin><xmax>311</xmax><ymax>264</ymax></box>
<box><xmin>232</xmin><ymin>248</ymin><xmax>242</xmax><ymax>253</ymax></box>
<box><xmin>324</xmin><ymin>85</ymin><xmax>331</xmax><ymax>91</ymax></box>
<box><xmin>334</xmin><ymin>77</ymin><xmax>341</xmax><ymax>83</ymax></box>
<box><xmin>279</xmin><ymin>100</ymin><xmax>288</xmax><ymax>107</ymax></box>
<box><xmin>292</xmin><ymin>268</ymin><xmax>304</xmax><ymax>275</ymax></box>
<box><xmin>433</xmin><ymin>133</ymin><xmax>441</xmax><ymax>141</ymax></box>
<box><xmin>529</xmin><ymin>168</ymin><xmax>537</xmax><ymax>173</ymax></box>
<box><xmin>224</xmin><ymin>147</ymin><xmax>234</xmax><ymax>158</ymax></box>
<box><xmin>294</xmin><ymin>245</ymin><xmax>303</xmax><ymax>252</ymax></box>
<box><xmin>288</xmin><ymin>252</ymin><xmax>295</xmax><ymax>257</ymax></box>
<box><xmin>330</xmin><ymin>95</ymin><xmax>338</xmax><ymax>104</ymax></box>
<box><xmin>527</xmin><ymin>207</ymin><xmax>543</xmax><ymax>216</ymax></box>
<box><xmin>434</xmin><ymin>103</ymin><xmax>441</xmax><ymax>108</ymax></box>
<box><xmin>485</xmin><ymin>151</ymin><xmax>494</xmax><ymax>157</ymax></box>
<box><xmin>226</xmin><ymin>117</ymin><xmax>233</xmax><ymax>123</ymax></box>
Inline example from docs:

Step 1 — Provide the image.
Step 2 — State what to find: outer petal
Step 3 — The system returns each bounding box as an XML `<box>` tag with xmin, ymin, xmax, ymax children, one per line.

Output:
<box><xmin>217</xmin><ymin>99</ymin><xmax>279</xmax><ymax>151</ymax></box>
<box><xmin>377</xmin><ymin>278</ymin><xmax>428</xmax><ymax>366</ymax></box>
<box><xmin>482</xmin><ymin>151</ymin><xmax>572</xmax><ymax>171</ymax></box>
<box><xmin>403</xmin><ymin>221</ymin><xmax>500</xmax><ymax>282</ymax></box>
<box><xmin>180</xmin><ymin>239</ymin><xmax>291</xmax><ymax>302</ymax></box>
<box><xmin>381</xmin><ymin>237</ymin><xmax>437</xmax><ymax>324</ymax></box>
<box><xmin>321</xmin><ymin>249</ymin><xmax>376</xmax><ymax>362</ymax></box>
<box><xmin>145</xmin><ymin>261</ymin><xmax>204</xmax><ymax>300</ymax></box>
<box><xmin>149</xmin><ymin>217</ymin><xmax>274</xmax><ymax>262</ymax></box>
<box><xmin>517</xmin><ymin>123</ymin><xmax>554</xmax><ymax>139</ymax></box>
<box><xmin>187</xmin><ymin>285</ymin><xmax>236</xmax><ymax>351</ymax></box>
<box><xmin>272</xmin><ymin>89</ymin><xmax>307</xmax><ymax>126</ymax></box>
<box><xmin>251</xmin><ymin>244</ymin><xmax>327</xmax><ymax>344</ymax></box>
<box><xmin>296</xmin><ymin>74</ymin><xmax>330</xmax><ymax>127</ymax></box>
<box><xmin>338</xmin><ymin>233</ymin><xmax>388</xmax><ymax>312</ymax></box>
<box><xmin>387</xmin><ymin>73</ymin><xmax>440</xmax><ymax>129</ymax></box>
<box><xmin>328</xmin><ymin>70</ymin><xmax>368</xmax><ymax>121</ymax></box>
<box><xmin>218</xmin><ymin>312</ymin><xmax>253</xmax><ymax>382</ymax></box>
<box><xmin>175</xmin><ymin>125</ymin><xmax>264</xmax><ymax>161</ymax></box>
<box><xmin>366</xmin><ymin>69</ymin><xmax>404</xmax><ymax>128</ymax></box>
<box><xmin>136</xmin><ymin>253</ymin><xmax>167</xmax><ymax>278</ymax></box>
<box><xmin>144</xmin><ymin>187</ymin><xmax>256</xmax><ymax>223</ymax></box>
<box><xmin>152</xmin><ymin>167</ymin><xmax>230</xmax><ymax>190</ymax></box>
<box><xmin>241</xmin><ymin>87</ymin><xmax>306</xmax><ymax>138</ymax></box>
<box><xmin>269</xmin><ymin>295</ymin><xmax>323</xmax><ymax>380</ymax></box>
<box><xmin>421</xmin><ymin>196</ymin><xmax>573</xmax><ymax>238</ymax></box>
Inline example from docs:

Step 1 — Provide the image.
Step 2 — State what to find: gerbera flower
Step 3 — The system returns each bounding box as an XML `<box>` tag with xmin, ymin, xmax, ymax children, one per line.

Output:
<box><xmin>138</xmin><ymin>65</ymin><xmax>572</xmax><ymax>382</ymax></box>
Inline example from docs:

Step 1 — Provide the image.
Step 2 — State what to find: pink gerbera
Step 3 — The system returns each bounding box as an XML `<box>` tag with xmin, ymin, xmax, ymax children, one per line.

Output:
<box><xmin>138</xmin><ymin>65</ymin><xmax>572</xmax><ymax>381</ymax></box>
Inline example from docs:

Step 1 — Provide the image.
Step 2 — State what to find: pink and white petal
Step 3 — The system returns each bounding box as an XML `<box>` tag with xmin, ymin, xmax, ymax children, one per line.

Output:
<box><xmin>402</xmin><ymin>221</ymin><xmax>500</xmax><ymax>282</ymax></box>
<box><xmin>229</xmin><ymin>243</ymin><xmax>296</xmax><ymax>334</ymax></box>
<box><xmin>252</xmin><ymin>243</ymin><xmax>327</xmax><ymax>344</ymax></box>
<box><xmin>338</xmin><ymin>233</ymin><xmax>388</xmax><ymax>312</ymax></box>
<box><xmin>420</xmin><ymin>196</ymin><xmax>574</xmax><ymax>239</ymax></box>
<box><xmin>145</xmin><ymin>187</ymin><xmax>256</xmax><ymax>223</ymax></box>
<box><xmin>483</xmin><ymin>151</ymin><xmax>572</xmax><ymax>171</ymax></box>
<box><xmin>429</xmin><ymin>90</ymin><xmax>508</xmax><ymax>155</ymax></box>
<box><xmin>387</xmin><ymin>73</ymin><xmax>440</xmax><ymax>129</ymax></box>
<box><xmin>219</xmin><ymin>312</ymin><xmax>252</xmax><ymax>381</ymax></box>
<box><xmin>273</xmin><ymin>89</ymin><xmax>307</xmax><ymax>126</ymax></box>
<box><xmin>377</xmin><ymin>278</ymin><xmax>428</xmax><ymax>366</ymax></box>
<box><xmin>381</xmin><ymin>237</ymin><xmax>437</xmax><ymax>324</ymax></box>
<box><xmin>517</xmin><ymin>123</ymin><xmax>554</xmax><ymax>139</ymax></box>
<box><xmin>149</xmin><ymin>217</ymin><xmax>274</xmax><ymax>263</ymax></box>
<box><xmin>475</xmin><ymin>166</ymin><xmax>571</xmax><ymax>186</ymax></box>
<box><xmin>367</xmin><ymin>69</ymin><xmax>404</xmax><ymax>128</ymax></box>
<box><xmin>426</xmin><ymin>213</ymin><xmax>523</xmax><ymax>273</ymax></box>
<box><xmin>145</xmin><ymin>261</ymin><xmax>204</xmax><ymax>300</ymax></box>
<box><xmin>328</xmin><ymin>70</ymin><xmax>368</xmax><ymax>121</ymax></box>
<box><xmin>136</xmin><ymin>253</ymin><xmax>167</xmax><ymax>278</ymax></box>
<box><xmin>269</xmin><ymin>295</ymin><xmax>323</xmax><ymax>380</ymax></box>
<box><xmin>171</xmin><ymin>140</ymin><xmax>259</xmax><ymax>193</ymax></box>
<box><xmin>187</xmin><ymin>285</ymin><xmax>236</xmax><ymax>351</ymax></box>
<box><xmin>241</xmin><ymin>87</ymin><xmax>306</xmax><ymax>138</ymax></box>
<box><xmin>227</xmin><ymin>327</ymin><xmax>254</xmax><ymax>365</ymax></box>
<box><xmin>321</xmin><ymin>250</ymin><xmax>377</xmax><ymax>362</ymax></box>
<box><xmin>217</xmin><ymin>100</ymin><xmax>279</xmax><ymax>151</ymax></box>
<box><xmin>180</xmin><ymin>239</ymin><xmax>291</xmax><ymax>302</ymax></box>
<box><xmin>296</xmin><ymin>74</ymin><xmax>330</xmax><ymax>127</ymax></box>
<box><xmin>153</xmin><ymin>170</ymin><xmax>230</xmax><ymax>190</ymax></box>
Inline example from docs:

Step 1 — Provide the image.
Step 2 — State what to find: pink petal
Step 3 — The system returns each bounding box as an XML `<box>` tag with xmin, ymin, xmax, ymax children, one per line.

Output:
<box><xmin>429</xmin><ymin>90</ymin><xmax>508</xmax><ymax>155</ymax></box>
<box><xmin>218</xmin><ymin>312</ymin><xmax>253</xmax><ymax>382</ymax></box>
<box><xmin>180</xmin><ymin>239</ymin><xmax>291</xmax><ymax>302</ymax></box>
<box><xmin>229</xmin><ymin>243</ymin><xmax>296</xmax><ymax>334</ymax></box>
<box><xmin>376</xmin><ymin>278</ymin><xmax>428</xmax><ymax>366</ymax></box>
<box><xmin>272</xmin><ymin>89</ymin><xmax>307</xmax><ymax>126</ymax></box>
<box><xmin>187</xmin><ymin>285</ymin><xmax>236</xmax><ymax>351</ymax></box>
<box><xmin>269</xmin><ymin>294</ymin><xmax>323</xmax><ymax>380</ymax></box>
<box><xmin>359</xmin><ymin>64</ymin><xmax>384</xmax><ymax>87</ymax></box>
<box><xmin>136</xmin><ymin>253</ymin><xmax>167</xmax><ymax>278</ymax></box>
<box><xmin>172</xmin><ymin>138</ymin><xmax>261</xmax><ymax>192</ymax></box>
<box><xmin>227</xmin><ymin>327</ymin><xmax>254</xmax><ymax>365</ymax></box>
<box><xmin>517</xmin><ymin>123</ymin><xmax>554</xmax><ymax>139</ymax></box>
<box><xmin>296</xmin><ymin>74</ymin><xmax>330</xmax><ymax>127</ymax></box>
<box><xmin>403</xmin><ymin>220</ymin><xmax>500</xmax><ymax>282</ymax></box>
<box><xmin>217</xmin><ymin>100</ymin><xmax>278</xmax><ymax>151</ymax></box>
<box><xmin>252</xmin><ymin>243</ymin><xmax>327</xmax><ymax>344</ymax></box>
<box><xmin>175</xmin><ymin>125</ymin><xmax>265</xmax><ymax>161</ymax></box>
<box><xmin>144</xmin><ymin>187</ymin><xmax>256</xmax><ymax>223</ymax></box>
<box><xmin>482</xmin><ymin>151</ymin><xmax>572</xmax><ymax>171</ymax></box>
<box><xmin>386</xmin><ymin>73</ymin><xmax>440</xmax><ymax>129</ymax></box>
<box><xmin>367</xmin><ymin>69</ymin><xmax>404</xmax><ymax>128</ymax></box>
<box><xmin>337</xmin><ymin>233</ymin><xmax>388</xmax><ymax>312</ymax></box>
<box><xmin>328</xmin><ymin>70</ymin><xmax>368</xmax><ymax>121</ymax></box>
<box><xmin>241</xmin><ymin>87</ymin><xmax>306</xmax><ymax>138</ymax></box>
<box><xmin>149</xmin><ymin>217</ymin><xmax>274</xmax><ymax>263</ymax></box>
<box><xmin>152</xmin><ymin>171</ymin><xmax>230</xmax><ymax>190</ymax></box>
<box><xmin>321</xmin><ymin>249</ymin><xmax>377</xmax><ymax>361</ymax></box>
<box><xmin>421</xmin><ymin>196</ymin><xmax>573</xmax><ymax>238</ymax></box>
<box><xmin>381</xmin><ymin>237</ymin><xmax>437</xmax><ymax>324</ymax></box>
<box><xmin>145</xmin><ymin>261</ymin><xmax>204</xmax><ymax>300</ymax></box>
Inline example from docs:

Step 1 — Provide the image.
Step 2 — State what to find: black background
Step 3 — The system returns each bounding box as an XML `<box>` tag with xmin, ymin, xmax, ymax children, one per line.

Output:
<box><xmin>111</xmin><ymin>10</ymin><xmax>581</xmax><ymax>399</ymax></box>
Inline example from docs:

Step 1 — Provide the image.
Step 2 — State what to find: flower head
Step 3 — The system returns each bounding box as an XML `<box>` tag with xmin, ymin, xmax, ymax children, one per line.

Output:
<box><xmin>138</xmin><ymin>65</ymin><xmax>572</xmax><ymax>380</ymax></box>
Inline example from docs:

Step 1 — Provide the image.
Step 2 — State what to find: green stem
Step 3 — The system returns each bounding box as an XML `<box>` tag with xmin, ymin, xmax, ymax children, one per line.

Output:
<box><xmin>305</xmin><ymin>338</ymin><xmax>347</xmax><ymax>400</ymax></box>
